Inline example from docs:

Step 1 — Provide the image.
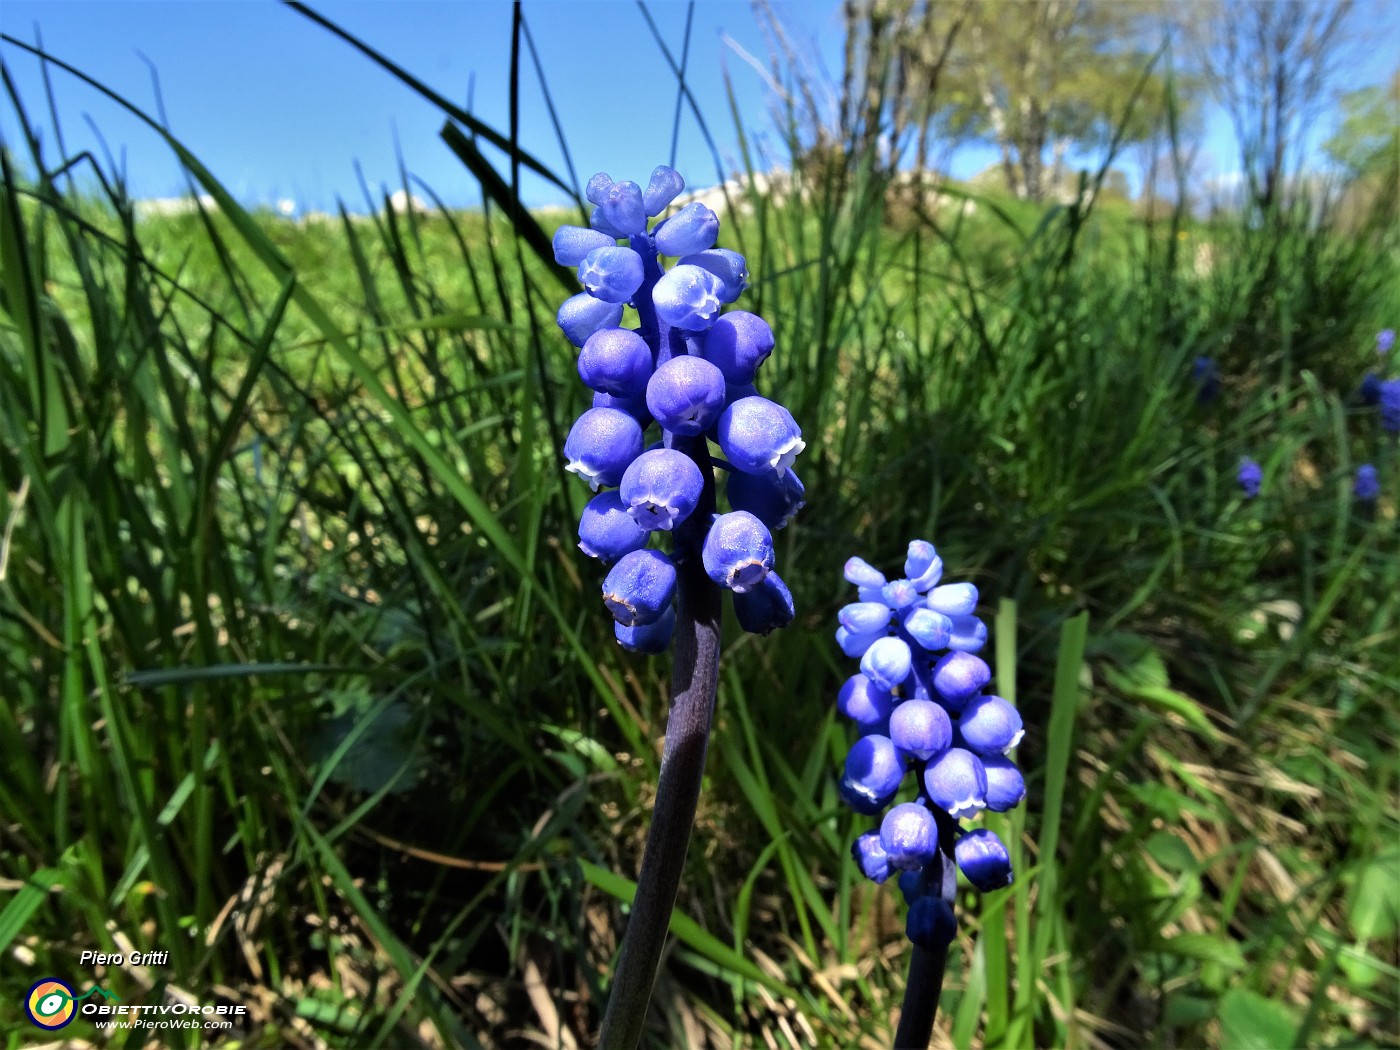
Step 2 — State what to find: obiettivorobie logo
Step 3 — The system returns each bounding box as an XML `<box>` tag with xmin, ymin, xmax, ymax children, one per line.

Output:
<box><xmin>23</xmin><ymin>973</ymin><xmax>248</xmax><ymax>1032</ymax></box>
<box><xmin>24</xmin><ymin>978</ymin><xmax>120</xmax><ymax>1030</ymax></box>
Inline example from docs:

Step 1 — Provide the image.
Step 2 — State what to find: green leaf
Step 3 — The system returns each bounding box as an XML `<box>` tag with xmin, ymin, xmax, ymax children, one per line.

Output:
<box><xmin>1145</xmin><ymin>831</ymin><xmax>1199</xmax><ymax>872</ymax></box>
<box><xmin>125</xmin><ymin>662</ymin><xmax>374</xmax><ymax>688</ymax></box>
<box><xmin>1348</xmin><ymin>850</ymin><xmax>1400</xmax><ymax>942</ymax></box>
<box><xmin>1336</xmin><ymin>945</ymin><xmax>1385</xmax><ymax>990</ymax></box>
<box><xmin>1099</xmin><ymin>665</ymin><xmax>1220</xmax><ymax>742</ymax></box>
<box><xmin>1158</xmin><ymin>932</ymin><xmax>1245</xmax><ymax>970</ymax></box>
<box><xmin>1094</xmin><ymin>631</ymin><xmax>1169</xmax><ymax>689</ymax></box>
<box><xmin>1162</xmin><ymin>993</ymin><xmax>1216</xmax><ymax>1026</ymax></box>
<box><xmin>1217</xmin><ymin>988</ymin><xmax>1299</xmax><ymax>1050</ymax></box>
<box><xmin>0</xmin><ymin>867</ymin><xmax>63</xmax><ymax>952</ymax></box>
<box><xmin>539</xmin><ymin>724</ymin><xmax>620</xmax><ymax>774</ymax></box>
<box><xmin>1126</xmin><ymin>782</ymin><xmax>1216</xmax><ymax>821</ymax></box>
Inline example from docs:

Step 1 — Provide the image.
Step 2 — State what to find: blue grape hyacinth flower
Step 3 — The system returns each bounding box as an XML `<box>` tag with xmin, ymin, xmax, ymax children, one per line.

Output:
<box><xmin>1237</xmin><ymin>457</ymin><xmax>1263</xmax><ymax>499</ymax></box>
<box><xmin>1380</xmin><ymin>379</ymin><xmax>1400</xmax><ymax>434</ymax></box>
<box><xmin>1191</xmin><ymin>355</ymin><xmax>1221</xmax><ymax>403</ymax></box>
<box><xmin>1354</xmin><ymin>463</ymin><xmax>1380</xmax><ymax>501</ymax></box>
<box><xmin>833</xmin><ymin>540</ymin><xmax>1024</xmax><ymax>949</ymax></box>
<box><xmin>556</xmin><ymin>165</ymin><xmax>805</xmax><ymax>652</ymax></box>
<box><xmin>1378</xmin><ymin>328</ymin><xmax>1395</xmax><ymax>355</ymax></box>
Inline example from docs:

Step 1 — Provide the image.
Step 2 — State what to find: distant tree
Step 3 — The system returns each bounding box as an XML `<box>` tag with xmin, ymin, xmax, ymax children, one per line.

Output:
<box><xmin>1175</xmin><ymin>0</ymin><xmax>1355</xmax><ymax>210</ymax></box>
<box><xmin>833</xmin><ymin>0</ymin><xmax>972</xmax><ymax>178</ymax></box>
<box><xmin>862</xmin><ymin>0</ymin><xmax>1181</xmax><ymax>201</ymax></box>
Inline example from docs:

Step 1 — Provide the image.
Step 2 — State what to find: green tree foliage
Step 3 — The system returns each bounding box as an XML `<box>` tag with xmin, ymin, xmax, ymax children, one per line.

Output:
<box><xmin>1323</xmin><ymin>70</ymin><xmax>1400</xmax><ymax>177</ymax></box>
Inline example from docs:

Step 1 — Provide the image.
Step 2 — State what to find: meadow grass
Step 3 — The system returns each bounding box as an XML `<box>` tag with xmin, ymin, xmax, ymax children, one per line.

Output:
<box><xmin>2</xmin><ymin>15</ymin><xmax>1398</xmax><ymax>1050</ymax></box>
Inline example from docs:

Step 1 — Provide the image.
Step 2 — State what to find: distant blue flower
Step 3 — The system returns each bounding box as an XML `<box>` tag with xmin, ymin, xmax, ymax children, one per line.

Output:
<box><xmin>1191</xmin><ymin>356</ymin><xmax>1221</xmax><ymax>403</ymax></box>
<box><xmin>1359</xmin><ymin>372</ymin><xmax>1382</xmax><ymax>406</ymax></box>
<box><xmin>1237</xmin><ymin>457</ymin><xmax>1263</xmax><ymax>499</ymax></box>
<box><xmin>1378</xmin><ymin>328</ymin><xmax>1395</xmax><ymax>355</ymax></box>
<box><xmin>1381</xmin><ymin>380</ymin><xmax>1400</xmax><ymax>434</ymax></box>
<box><xmin>1354</xmin><ymin>463</ymin><xmax>1380</xmax><ymax>501</ymax></box>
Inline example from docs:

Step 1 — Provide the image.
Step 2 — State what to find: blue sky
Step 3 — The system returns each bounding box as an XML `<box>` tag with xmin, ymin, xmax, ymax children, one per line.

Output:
<box><xmin>0</xmin><ymin>1</ymin><xmax>849</xmax><ymax>210</ymax></box>
<box><xmin>1</xmin><ymin>1</ymin><xmax>1395</xmax><ymax>212</ymax></box>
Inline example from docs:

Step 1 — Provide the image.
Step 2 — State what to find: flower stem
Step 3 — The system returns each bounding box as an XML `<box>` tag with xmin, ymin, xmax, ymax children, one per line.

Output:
<box><xmin>598</xmin><ymin>434</ymin><xmax>722</xmax><ymax>1050</ymax></box>
<box><xmin>893</xmin><ymin>809</ymin><xmax>959</xmax><ymax>1049</ymax></box>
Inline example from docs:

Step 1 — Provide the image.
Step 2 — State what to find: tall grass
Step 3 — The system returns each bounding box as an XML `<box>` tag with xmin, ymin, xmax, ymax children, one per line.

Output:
<box><xmin>3</xmin><ymin>7</ymin><xmax>1398</xmax><ymax>1048</ymax></box>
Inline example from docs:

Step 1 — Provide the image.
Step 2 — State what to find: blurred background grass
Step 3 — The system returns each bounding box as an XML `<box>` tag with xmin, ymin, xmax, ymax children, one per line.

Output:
<box><xmin>1</xmin><ymin>2</ymin><xmax>1398</xmax><ymax>1047</ymax></box>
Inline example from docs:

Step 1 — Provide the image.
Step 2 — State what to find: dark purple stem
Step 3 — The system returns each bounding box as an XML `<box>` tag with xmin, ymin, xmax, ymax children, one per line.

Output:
<box><xmin>893</xmin><ymin>808</ymin><xmax>959</xmax><ymax>1049</ymax></box>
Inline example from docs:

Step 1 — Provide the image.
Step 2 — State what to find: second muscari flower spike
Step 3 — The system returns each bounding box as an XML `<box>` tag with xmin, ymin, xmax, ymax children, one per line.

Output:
<box><xmin>832</xmin><ymin>539</ymin><xmax>1025</xmax><ymax>951</ymax></box>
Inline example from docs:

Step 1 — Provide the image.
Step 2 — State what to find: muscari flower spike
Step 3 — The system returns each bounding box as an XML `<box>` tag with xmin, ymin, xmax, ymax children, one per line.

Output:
<box><xmin>1354</xmin><ymin>463</ymin><xmax>1380</xmax><ymax>502</ymax></box>
<box><xmin>1380</xmin><ymin>379</ymin><xmax>1400</xmax><ymax>434</ymax></box>
<box><xmin>1191</xmin><ymin>355</ymin><xmax>1221</xmax><ymax>403</ymax></box>
<box><xmin>832</xmin><ymin>539</ymin><xmax>1025</xmax><ymax>944</ymax></box>
<box><xmin>555</xmin><ymin>165</ymin><xmax>806</xmax><ymax>654</ymax></box>
<box><xmin>1359</xmin><ymin>372</ymin><xmax>1382</xmax><ymax>407</ymax></box>
<box><xmin>1237</xmin><ymin>457</ymin><xmax>1263</xmax><ymax>499</ymax></box>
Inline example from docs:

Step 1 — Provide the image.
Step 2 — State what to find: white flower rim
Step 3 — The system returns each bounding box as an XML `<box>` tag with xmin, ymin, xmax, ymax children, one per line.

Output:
<box><xmin>771</xmin><ymin>435</ymin><xmax>806</xmax><ymax>475</ymax></box>
<box><xmin>565</xmin><ymin>459</ymin><xmax>604</xmax><ymax>491</ymax></box>
<box><xmin>945</xmin><ymin>795</ymin><xmax>988</xmax><ymax>821</ymax></box>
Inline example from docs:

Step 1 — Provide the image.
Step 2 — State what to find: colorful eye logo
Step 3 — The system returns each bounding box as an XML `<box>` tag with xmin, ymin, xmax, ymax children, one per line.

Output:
<box><xmin>25</xmin><ymin>978</ymin><xmax>77</xmax><ymax>1029</ymax></box>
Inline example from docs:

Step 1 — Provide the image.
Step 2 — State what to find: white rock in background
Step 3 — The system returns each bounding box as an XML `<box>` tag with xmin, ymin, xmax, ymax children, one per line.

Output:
<box><xmin>386</xmin><ymin>189</ymin><xmax>429</xmax><ymax>215</ymax></box>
